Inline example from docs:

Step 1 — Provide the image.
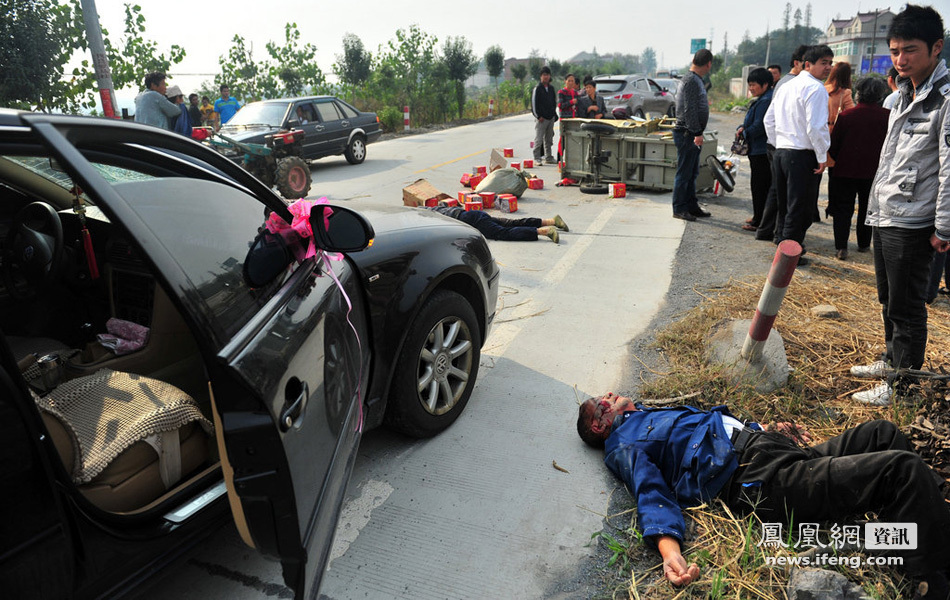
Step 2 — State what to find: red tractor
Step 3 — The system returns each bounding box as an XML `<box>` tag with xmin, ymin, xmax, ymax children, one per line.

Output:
<box><xmin>207</xmin><ymin>128</ymin><xmax>312</xmax><ymax>199</ymax></box>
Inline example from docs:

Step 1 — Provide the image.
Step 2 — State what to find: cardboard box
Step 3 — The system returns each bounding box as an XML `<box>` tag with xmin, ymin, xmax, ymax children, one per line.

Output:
<box><xmin>403</xmin><ymin>178</ymin><xmax>452</xmax><ymax>207</ymax></box>
<box><xmin>464</xmin><ymin>200</ymin><xmax>483</xmax><ymax>211</ymax></box>
<box><xmin>503</xmin><ymin>148</ymin><xmax>514</xmax><ymax>158</ymax></box>
<box><xmin>522</xmin><ymin>159</ymin><xmax>534</xmax><ymax>168</ymax></box>
<box><xmin>498</xmin><ymin>195</ymin><xmax>518</xmax><ymax>213</ymax></box>
<box><xmin>489</xmin><ymin>148</ymin><xmax>507</xmax><ymax>172</ymax></box>
<box><xmin>608</xmin><ymin>183</ymin><xmax>627</xmax><ymax>198</ymax></box>
<box><xmin>528</xmin><ymin>178</ymin><xmax>543</xmax><ymax>190</ymax></box>
<box><xmin>478</xmin><ymin>192</ymin><xmax>496</xmax><ymax>209</ymax></box>
<box><xmin>510</xmin><ymin>162</ymin><xmax>521</xmax><ymax>171</ymax></box>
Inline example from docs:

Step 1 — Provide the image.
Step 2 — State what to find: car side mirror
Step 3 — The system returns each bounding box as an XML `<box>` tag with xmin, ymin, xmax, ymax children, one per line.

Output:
<box><xmin>243</xmin><ymin>229</ymin><xmax>293</xmax><ymax>287</ymax></box>
<box><xmin>310</xmin><ymin>205</ymin><xmax>375</xmax><ymax>253</ymax></box>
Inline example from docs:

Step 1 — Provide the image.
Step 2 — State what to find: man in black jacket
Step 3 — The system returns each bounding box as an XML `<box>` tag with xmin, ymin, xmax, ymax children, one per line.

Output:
<box><xmin>532</xmin><ymin>66</ymin><xmax>558</xmax><ymax>164</ymax></box>
<box><xmin>672</xmin><ymin>49</ymin><xmax>714</xmax><ymax>221</ymax></box>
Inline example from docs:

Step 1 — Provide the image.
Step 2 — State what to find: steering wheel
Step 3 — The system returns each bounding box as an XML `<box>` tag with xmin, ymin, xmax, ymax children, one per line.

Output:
<box><xmin>2</xmin><ymin>202</ymin><xmax>64</xmax><ymax>298</ymax></box>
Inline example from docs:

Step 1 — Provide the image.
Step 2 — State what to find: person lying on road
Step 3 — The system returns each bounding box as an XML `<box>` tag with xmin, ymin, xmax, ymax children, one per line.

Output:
<box><xmin>425</xmin><ymin>205</ymin><xmax>568</xmax><ymax>244</ymax></box>
<box><xmin>577</xmin><ymin>393</ymin><xmax>950</xmax><ymax>599</ymax></box>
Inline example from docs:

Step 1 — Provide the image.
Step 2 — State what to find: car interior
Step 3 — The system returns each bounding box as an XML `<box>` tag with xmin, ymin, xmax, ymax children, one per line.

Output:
<box><xmin>0</xmin><ymin>152</ymin><xmax>222</xmax><ymax>516</ymax></box>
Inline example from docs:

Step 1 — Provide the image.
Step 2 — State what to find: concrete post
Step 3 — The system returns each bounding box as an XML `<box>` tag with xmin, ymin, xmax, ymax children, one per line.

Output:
<box><xmin>741</xmin><ymin>240</ymin><xmax>802</xmax><ymax>361</ymax></box>
<box><xmin>403</xmin><ymin>105</ymin><xmax>410</xmax><ymax>131</ymax></box>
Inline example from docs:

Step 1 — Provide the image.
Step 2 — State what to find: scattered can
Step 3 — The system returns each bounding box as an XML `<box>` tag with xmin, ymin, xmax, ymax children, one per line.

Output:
<box><xmin>608</xmin><ymin>183</ymin><xmax>627</xmax><ymax>198</ymax></box>
<box><xmin>522</xmin><ymin>159</ymin><xmax>534</xmax><ymax>168</ymax></box>
<box><xmin>503</xmin><ymin>148</ymin><xmax>514</xmax><ymax>158</ymax></box>
<box><xmin>479</xmin><ymin>192</ymin><xmax>496</xmax><ymax>208</ymax></box>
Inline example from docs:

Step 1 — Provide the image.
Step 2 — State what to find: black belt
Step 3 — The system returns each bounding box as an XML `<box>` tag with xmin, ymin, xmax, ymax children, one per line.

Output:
<box><xmin>730</xmin><ymin>427</ymin><xmax>759</xmax><ymax>455</ymax></box>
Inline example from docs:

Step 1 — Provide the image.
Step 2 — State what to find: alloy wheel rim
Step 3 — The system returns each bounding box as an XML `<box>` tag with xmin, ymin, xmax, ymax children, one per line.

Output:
<box><xmin>353</xmin><ymin>139</ymin><xmax>365</xmax><ymax>160</ymax></box>
<box><xmin>416</xmin><ymin>316</ymin><xmax>473</xmax><ymax>415</ymax></box>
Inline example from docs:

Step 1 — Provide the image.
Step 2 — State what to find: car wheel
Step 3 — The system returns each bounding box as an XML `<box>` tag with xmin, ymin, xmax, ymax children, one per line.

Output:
<box><xmin>633</xmin><ymin>108</ymin><xmax>645</xmax><ymax>119</ymax></box>
<box><xmin>344</xmin><ymin>134</ymin><xmax>366</xmax><ymax>165</ymax></box>
<box><xmin>275</xmin><ymin>156</ymin><xmax>312</xmax><ymax>199</ymax></box>
<box><xmin>386</xmin><ymin>289</ymin><xmax>481</xmax><ymax>438</ymax></box>
<box><xmin>580</xmin><ymin>183</ymin><xmax>608</xmax><ymax>194</ymax></box>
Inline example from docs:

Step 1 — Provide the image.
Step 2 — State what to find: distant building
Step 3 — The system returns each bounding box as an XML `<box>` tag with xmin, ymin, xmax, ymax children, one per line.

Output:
<box><xmin>820</xmin><ymin>9</ymin><xmax>895</xmax><ymax>75</ymax></box>
<box><xmin>503</xmin><ymin>57</ymin><xmax>540</xmax><ymax>81</ymax></box>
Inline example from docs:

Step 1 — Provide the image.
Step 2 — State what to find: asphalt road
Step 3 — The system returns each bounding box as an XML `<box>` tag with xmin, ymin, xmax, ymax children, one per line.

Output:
<box><xmin>134</xmin><ymin>112</ymin><xmax>711</xmax><ymax>600</ymax></box>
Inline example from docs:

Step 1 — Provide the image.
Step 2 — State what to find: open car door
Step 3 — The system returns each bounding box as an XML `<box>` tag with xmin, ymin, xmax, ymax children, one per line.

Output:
<box><xmin>22</xmin><ymin>113</ymin><xmax>371</xmax><ymax>598</ymax></box>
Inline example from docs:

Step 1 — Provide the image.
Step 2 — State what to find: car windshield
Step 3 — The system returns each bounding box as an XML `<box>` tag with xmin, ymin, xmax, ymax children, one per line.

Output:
<box><xmin>655</xmin><ymin>79</ymin><xmax>678</xmax><ymax>90</ymax></box>
<box><xmin>595</xmin><ymin>80</ymin><xmax>626</xmax><ymax>94</ymax></box>
<box><xmin>225</xmin><ymin>102</ymin><xmax>288</xmax><ymax>127</ymax></box>
<box><xmin>5</xmin><ymin>155</ymin><xmax>155</xmax><ymax>206</ymax></box>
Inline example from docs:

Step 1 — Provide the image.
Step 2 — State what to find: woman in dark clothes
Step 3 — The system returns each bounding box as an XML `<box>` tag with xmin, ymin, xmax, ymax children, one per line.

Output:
<box><xmin>827</xmin><ymin>77</ymin><xmax>890</xmax><ymax>260</ymax></box>
<box><xmin>736</xmin><ymin>68</ymin><xmax>774</xmax><ymax>231</ymax></box>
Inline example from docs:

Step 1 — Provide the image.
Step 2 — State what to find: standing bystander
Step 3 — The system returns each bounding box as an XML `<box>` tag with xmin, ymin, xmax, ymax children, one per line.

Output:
<box><xmin>165</xmin><ymin>85</ymin><xmax>192</xmax><ymax>137</ymax></box>
<box><xmin>531</xmin><ymin>66</ymin><xmax>558</xmax><ymax>165</ymax></box>
<box><xmin>850</xmin><ymin>4</ymin><xmax>950</xmax><ymax>406</ymax></box>
<box><xmin>756</xmin><ymin>45</ymin><xmax>810</xmax><ymax>242</ymax></box>
<box><xmin>825</xmin><ymin>62</ymin><xmax>855</xmax><ymax>134</ymax></box>
<box><xmin>133</xmin><ymin>72</ymin><xmax>181</xmax><ymax>130</ymax></box>
<box><xmin>199</xmin><ymin>96</ymin><xmax>217</xmax><ymax>129</ymax></box>
<box><xmin>577</xmin><ymin>77</ymin><xmax>606</xmax><ymax>119</ymax></box>
<box><xmin>763</xmin><ymin>44</ymin><xmax>834</xmax><ymax>265</ymax></box>
<box><xmin>737</xmin><ymin>68</ymin><xmax>774</xmax><ymax>232</ymax></box>
<box><xmin>671</xmin><ymin>49</ymin><xmax>714</xmax><ymax>222</ymax></box>
<box><xmin>767</xmin><ymin>64</ymin><xmax>782</xmax><ymax>84</ymax></box>
<box><xmin>826</xmin><ymin>77</ymin><xmax>890</xmax><ymax>260</ymax></box>
<box><xmin>187</xmin><ymin>94</ymin><xmax>202</xmax><ymax>130</ymax></box>
<box><xmin>883</xmin><ymin>66</ymin><xmax>901</xmax><ymax>110</ymax></box>
<box><xmin>214</xmin><ymin>84</ymin><xmax>241</xmax><ymax>125</ymax></box>
<box><xmin>557</xmin><ymin>73</ymin><xmax>580</xmax><ymax>161</ymax></box>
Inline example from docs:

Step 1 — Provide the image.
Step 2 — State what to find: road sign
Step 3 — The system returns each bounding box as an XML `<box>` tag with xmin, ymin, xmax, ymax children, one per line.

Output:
<box><xmin>690</xmin><ymin>38</ymin><xmax>707</xmax><ymax>54</ymax></box>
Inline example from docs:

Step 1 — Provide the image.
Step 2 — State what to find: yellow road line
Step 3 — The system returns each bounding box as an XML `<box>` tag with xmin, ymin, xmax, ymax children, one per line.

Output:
<box><xmin>414</xmin><ymin>149</ymin><xmax>487</xmax><ymax>174</ymax></box>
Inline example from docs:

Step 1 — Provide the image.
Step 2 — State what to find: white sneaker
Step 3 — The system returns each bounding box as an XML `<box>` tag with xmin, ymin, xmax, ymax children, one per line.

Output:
<box><xmin>851</xmin><ymin>382</ymin><xmax>892</xmax><ymax>406</ymax></box>
<box><xmin>850</xmin><ymin>360</ymin><xmax>887</xmax><ymax>378</ymax></box>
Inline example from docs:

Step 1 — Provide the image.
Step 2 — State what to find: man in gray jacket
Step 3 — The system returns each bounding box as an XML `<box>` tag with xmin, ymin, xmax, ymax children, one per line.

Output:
<box><xmin>133</xmin><ymin>72</ymin><xmax>181</xmax><ymax>130</ymax></box>
<box><xmin>671</xmin><ymin>49</ymin><xmax>713</xmax><ymax>221</ymax></box>
<box><xmin>851</xmin><ymin>4</ymin><xmax>950</xmax><ymax>406</ymax></box>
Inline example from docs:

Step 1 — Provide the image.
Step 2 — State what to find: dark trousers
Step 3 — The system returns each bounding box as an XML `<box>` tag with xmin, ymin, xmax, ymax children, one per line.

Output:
<box><xmin>725</xmin><ymin>421</ymin><xmax>950</xmax><ymax>576</ymax></box>
<box><xmin>748</xmin><ymin>153</ymin><xmax>771</xmax><ymax>227</ymax></box>
<box><xmin>457</xmin><ymin>211</ymin><xmax>541</xmax><ymax>241</ymax></box>
<box><xmin>756</xmin><ymin>146</ymin><xmax>778</xmax><ymax>240</ymax></box>
<box><xmin>927</xmin><ymin>251</ymin><xmax>950</xmax><ymax>303</ymax></box>
<box><xmin>773</xmin><ymin>148</ymin><xmax>821</xmax><ymax>246</ymax></box>
<box><xmin>873</xmin><ymin>226</ymin><xmax>935</xmax><ymax>370</ymax></box>
<box><xmin>672</xmin><ymin>129</ymin><xmax>701</xmax><ymax>215</ymax></box>
<box><xmin>827</xmin><ymin>173</ymin><xmax>872</xmax><ymax>250</ymax></box>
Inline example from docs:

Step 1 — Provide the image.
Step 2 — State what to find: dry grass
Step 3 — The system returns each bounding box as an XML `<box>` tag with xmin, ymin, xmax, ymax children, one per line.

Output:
<box><xmin>603</xmin><ymin>254</ymin><xmax>950</xmax><ymax>600</ymax></box>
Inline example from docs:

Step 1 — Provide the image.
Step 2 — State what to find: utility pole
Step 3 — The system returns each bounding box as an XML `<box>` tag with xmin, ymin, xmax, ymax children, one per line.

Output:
<box><xmin>868</xmin><ymin>8</ymin><xmax>880</xmax><ymax>75</ymax></box>
<box><xmin>80</xmin><ymin>0</ymin><xmax>118</xmax><ymax>117</ymax></box>
<box><xmin>765</xmin><ymin>23</ymin><xmax>772</xmax><ymax>67</ymax></box>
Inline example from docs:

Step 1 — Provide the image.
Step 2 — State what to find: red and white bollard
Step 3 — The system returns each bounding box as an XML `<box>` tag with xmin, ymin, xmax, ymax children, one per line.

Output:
<box><xmin>403</xmin><ymin>105</ymin><xmax>410</xmax><ymax>131</ymax></box>
<box><xmin>741</xmin><ymin>240</ymin><xmax>802</xmax><ymax>361</ymax></box>
<box><xmin>488</xmin><ymin>98</ymin><xmax>494</xmax><ymax>117</ymax></box>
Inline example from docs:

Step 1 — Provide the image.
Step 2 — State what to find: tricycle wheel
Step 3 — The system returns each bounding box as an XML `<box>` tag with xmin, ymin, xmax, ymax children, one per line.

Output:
<box><xmin>275</xmin><ymin>156</ymin><xmax>312</xmax><ymax>199</ymax></box>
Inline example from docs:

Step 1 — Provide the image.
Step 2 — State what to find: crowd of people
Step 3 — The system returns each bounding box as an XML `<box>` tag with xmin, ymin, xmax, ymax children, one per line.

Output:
<box><xmin>568</xmin><ymin>4</ymin><xmax>950</xmax><ymax>599</ymax></box>
<box><xmin>133</xmin><ymin>72</ymin><xmax>241</xmax><ymax>137</ymax></box>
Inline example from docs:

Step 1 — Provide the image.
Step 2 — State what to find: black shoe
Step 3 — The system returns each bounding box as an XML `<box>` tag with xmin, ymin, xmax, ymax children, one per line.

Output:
<box><xmin>796</xmin><ymin>256</ymin><xmax>810</xmax><ymax>266</ymax></box>
<box><xmin>755</xmin><ymin>235</ymin><xmax>774</xmax><ymax>242</ymax></box>
<box><xmin>689</xmin><ymin>207</ymin><xmax>712</xmax><ymax>218</ymax></box>
<box><xmin>673</xmin><ymin>212</ymin><xmax>697</xmax><ymax>222</ymax></box>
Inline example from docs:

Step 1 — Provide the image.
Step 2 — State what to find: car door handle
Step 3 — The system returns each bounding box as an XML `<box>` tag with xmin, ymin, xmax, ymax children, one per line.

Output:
<box><xmin>341</xmin><ymin>120</ymin><xmax>350</xmax><ymax>127</ymax></box>
<box><xmin>279</xmin><ymin>379</ymin><xmax>309</xmax><ymax>432</ymax></box>
<box><xmin>315</xmin><ymin>125</ymin><xmax>325</xmax><ymax>131</ymax></box>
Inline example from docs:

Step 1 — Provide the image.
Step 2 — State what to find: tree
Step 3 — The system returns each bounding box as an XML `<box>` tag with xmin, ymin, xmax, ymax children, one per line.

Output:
<box><xmin>527</xmin><ymin>55</ymin><xmax>544</xmax><ymax>80</ymax></box>
<box><xmin>0</xmin><ymin>0</ymin><xmax>64</xmax><ymax>110</ymax></box>
<box><xmin>334</xmin><ymin>33</ymin><xmax>372</xmax><ymax>87</ymax></box>
<box><xmin>264</xmin><ymin>23</ymin><xmax>328</xmax><ymax>97</ymax></box>
<box><xmin>216</xmin><ymin>34</ymin><xmax>264</xmax><ymax>101</ymax></box>
<box><xmin>511</xmin><ymin>63</ymin><xmax>527</xmax><ymax>84</ymax></box>
<box><xmin>441</xmin><ymin>36</ymin><xmax>478</xmax><ymax>119</ymax></box>
<box><xmin>369</xmin><ymin>25</ymin><xmax>440</xmax><ymax>125</ymax></box>
<box><xmin>642</xmin><ymin>47</ymin><xmax>657</xmax><ymax>76</ymax></box>
<box><xmin>484</xmin><ymin>45</ymin><xmax>504</xmax><ymax>86</ymax></box>
<box><xmin>783</xmin><ymin>3</ymin><xmax>792</xmax><ymax>30</ymax></box>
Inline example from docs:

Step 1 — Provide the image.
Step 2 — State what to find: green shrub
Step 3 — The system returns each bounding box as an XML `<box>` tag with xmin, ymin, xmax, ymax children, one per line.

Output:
<box><xmin>378</xmin><ymin>106</ymin><xmax>402</xmax><ymax>132</ymax></box>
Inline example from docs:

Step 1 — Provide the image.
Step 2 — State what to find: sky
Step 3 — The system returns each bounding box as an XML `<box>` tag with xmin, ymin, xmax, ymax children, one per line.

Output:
<box><xmin>81</xmin><ymin>0</ymin><xmax>950</xmax><ymax>110</ymax></box>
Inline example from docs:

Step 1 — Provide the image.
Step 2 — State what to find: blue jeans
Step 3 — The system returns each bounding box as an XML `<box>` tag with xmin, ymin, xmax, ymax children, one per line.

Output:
<box><xmin>873</xmin><ymin>226</ymin><xmax>935</xmax><ymax>370</ymax></box>
<box><xmin>672</xmin><ymin>129</ymin><xmax>701</xmax><ymax>215</ymax></box>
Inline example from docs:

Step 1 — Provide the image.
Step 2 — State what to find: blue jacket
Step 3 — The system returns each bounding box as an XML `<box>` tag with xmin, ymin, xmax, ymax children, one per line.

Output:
<box><xmin>604</xmin><ymin>405</ymin><xmax>753</xmax><ymax>542</ymax></box>
<box><xmin>741</xmin><ymin>88</ymin><xmax>773</xmax><ymax>156</ymax></box>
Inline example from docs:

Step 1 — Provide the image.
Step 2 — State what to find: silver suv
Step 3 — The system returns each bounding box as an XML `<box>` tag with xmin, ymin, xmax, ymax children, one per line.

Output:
<box><xmin>593</xmin><ymin>74</ymin><xmax>676</xmax><ymax>119</ymax></box>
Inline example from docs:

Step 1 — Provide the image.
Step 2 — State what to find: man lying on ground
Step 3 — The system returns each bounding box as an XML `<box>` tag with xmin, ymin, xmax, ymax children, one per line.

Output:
<box><xmin>577</xmin><ymin>393</ymin><xmax>950</xmax><ymax>599</ymax></box>
<box><xmin>426</xmin><ymin>205</ymin><xmax>568</xmax><ymax>243</ymax></box>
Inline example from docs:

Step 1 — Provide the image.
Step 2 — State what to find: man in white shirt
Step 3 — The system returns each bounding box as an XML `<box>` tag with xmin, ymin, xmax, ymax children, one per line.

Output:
<box><xmin>764</xmin><ymin>44</ymin><xmax>834</xmax><ymax>266</ymax></box>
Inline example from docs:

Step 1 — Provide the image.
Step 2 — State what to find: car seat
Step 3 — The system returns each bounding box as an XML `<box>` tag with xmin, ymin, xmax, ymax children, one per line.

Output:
<box><xmin>32</xmin><ymin>368</ymin><xmax>213</xmax><ymax>513</ymax></box>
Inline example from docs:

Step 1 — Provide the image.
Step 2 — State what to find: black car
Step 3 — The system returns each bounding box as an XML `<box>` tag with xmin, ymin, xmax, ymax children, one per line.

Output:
<box><xmin>0</xmin><ymin>110</ymin><xmax>498</xmax><ymax>598</ymax></box>
<box><xmin>220</xmin><ymin>96</ymin><xmax>382</xmax><ymax>165</ymax></box>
